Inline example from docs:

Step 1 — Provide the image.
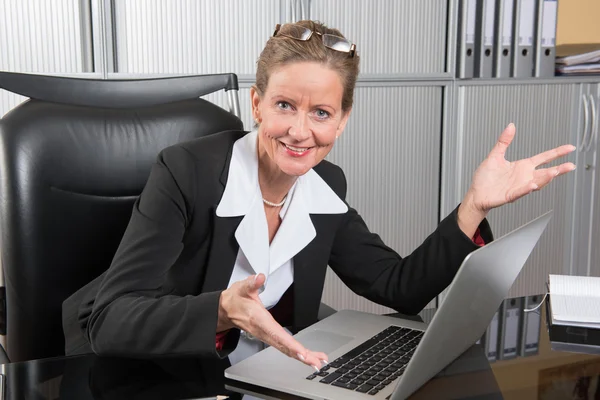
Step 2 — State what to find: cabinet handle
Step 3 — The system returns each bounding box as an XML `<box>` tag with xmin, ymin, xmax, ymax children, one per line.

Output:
<box><xmin>585</xmin><ymin>94</ymin><xmax>597</xmax><ymax>153</ymax></box>
<box><xmin>581</xmin><ymin>94</ymin><xmax>591</xmax><ymax>151</ymax></box>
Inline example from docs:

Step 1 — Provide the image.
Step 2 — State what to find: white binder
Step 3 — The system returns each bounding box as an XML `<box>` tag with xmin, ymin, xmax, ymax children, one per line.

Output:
<box><xmin>457</xmin><ymin>0</ymin><xmax>477</xmax><ymax>78</ymax></box>
<box><xmin>493</xmin><ymin>0</ymin><xmax>514</xmax><ymax>77</ymax></box>
<box><xmin>475</xmin><ymin>0</ymin><xmax>496</xmax><ymax>78</ymax></box>
<box><xmin>519</xmin><ymin>295</ymin><xmax>541</xmax><ymax>356</ymax></box>
<box><xmin>498</xmin><ymin>298</ymin><xmax>522</xmax><ymax>360</ymax></box>
<box><xmin>512</xmin><ymin>0</ymin><xmax>537</xmax><ymax>77</ymax></box>
<box><xmin>534</xmin><ymin>0</ymin><xmax>558</xmax><ymax>77</ymax></box>
<box><xmin>485</xmin><ymin>309</ymin><xmax>500</xmax><ymax>361</ymax></box>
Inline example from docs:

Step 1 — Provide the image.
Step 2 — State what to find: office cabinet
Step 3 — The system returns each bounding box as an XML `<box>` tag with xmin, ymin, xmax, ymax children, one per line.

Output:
<box><xmin>590</xmin><ymin>84</ymin><xmax>600</xmax><ymax>277</ymax></box>
<box><xmin>309</xmin><ymin>0</ymin><xmax>448</xmax><ymax>75</ymax></box>
<box><xmin>321</xmin><ymin>86</ymin><xmax>443</xmax><ymax>314</ymax></box>
<box><xmin>112</xmin><ymin>0</ymin><xmax>284</xmax><ymax>75</ymax></box>
<box><xmin>0</xmin><ymin>0</ymin><xmax>91</xmax><ymax>117</ymax></box>
<box><xmin>452</xmin><ymin>84</ymin><xmax>580</xmax><ymax>297</ymax></box>
<box><xmin>572</xmin><ymin>83</ymin><xmax>600</xmax><ymax>278</ymax></box>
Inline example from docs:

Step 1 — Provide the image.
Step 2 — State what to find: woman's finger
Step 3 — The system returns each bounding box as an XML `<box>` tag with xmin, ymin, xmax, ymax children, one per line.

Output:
<box><xmin>488</xmin><ymin>123</ymin><xmax>516</xmax><ymax>159</ymax></box>
<box><xmin>529</xmin><ymin>145</ymin><xmax>576</xmax><ymax>167</ymax></box>
<box><xmin>240</xmin><ymin>273</ymin><xmax>266</xmax><ymax>298</ymax></box>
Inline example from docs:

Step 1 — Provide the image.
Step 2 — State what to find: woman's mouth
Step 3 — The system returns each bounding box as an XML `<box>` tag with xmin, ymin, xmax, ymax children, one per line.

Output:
<box><xmin>282</xmin><ymin>142</ymin><xmax>312</xmax><ymax>157</ymax></box>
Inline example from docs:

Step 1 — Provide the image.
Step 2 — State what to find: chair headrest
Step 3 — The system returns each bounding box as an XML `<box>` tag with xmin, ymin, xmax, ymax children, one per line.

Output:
<box><xmin>0</xmin><ymin>71</ymin><xmax>239</xmax><ymax>108</ymax></box>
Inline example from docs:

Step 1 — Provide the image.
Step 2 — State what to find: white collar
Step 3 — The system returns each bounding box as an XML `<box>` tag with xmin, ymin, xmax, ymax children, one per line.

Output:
<box><xmin>215</xmin><ymin>130</ymin><xmax>347</xmax><ymax>278</ymax></box>
<box><xmin>216</xmin><ymin>130</ymin><xmax>348</xmax><ymax>217</ymax></box>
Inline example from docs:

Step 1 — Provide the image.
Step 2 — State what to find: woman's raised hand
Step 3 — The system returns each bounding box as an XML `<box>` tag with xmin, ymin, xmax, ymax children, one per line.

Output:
<box><xmin>458</xmin><ymin>123</ymin><xmax>576</xmax><ymax>236</ymax></box>
<box><xmin>218</xmin><ymin>273</ymin><xmax>328</xmax><ymax>372</ymax></box>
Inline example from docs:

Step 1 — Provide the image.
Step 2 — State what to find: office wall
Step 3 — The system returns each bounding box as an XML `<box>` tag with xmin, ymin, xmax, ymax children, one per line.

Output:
<box><xmin>556</xmin><ymin>0</ymin><xmax>600</xmax><ymax>45</ymax></box>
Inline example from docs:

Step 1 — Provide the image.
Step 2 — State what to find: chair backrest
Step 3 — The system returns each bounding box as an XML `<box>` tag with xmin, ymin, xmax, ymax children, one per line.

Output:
<box><xmin>0</xmin><ymin>72</ymin><xmax>244</xmax><ymax>362</ymax></box>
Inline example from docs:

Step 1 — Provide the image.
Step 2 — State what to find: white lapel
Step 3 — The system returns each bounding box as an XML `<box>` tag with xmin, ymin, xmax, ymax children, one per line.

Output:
<box><xmin>215</xmin><ymin>130</ymin><xmax>348</xmax><ymax>279</ymax></box>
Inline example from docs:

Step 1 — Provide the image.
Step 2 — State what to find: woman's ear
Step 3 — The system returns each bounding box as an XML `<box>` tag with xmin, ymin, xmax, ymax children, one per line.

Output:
<box><xmin>336</xmin><ymin>108</ymin><xmax>352</xmax><ymax>139</ymax></box>
<box><xmin>250</xmin><ymin>85</ymin><xmax>262</xmax><ymax>124</ymax></box>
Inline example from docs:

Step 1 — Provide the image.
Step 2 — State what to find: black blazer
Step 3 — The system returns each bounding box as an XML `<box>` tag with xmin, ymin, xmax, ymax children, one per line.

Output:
<box><xmin>62</xmin><ymin>130</ymin><xmax>493</xmax><ymax>358</ymax></box>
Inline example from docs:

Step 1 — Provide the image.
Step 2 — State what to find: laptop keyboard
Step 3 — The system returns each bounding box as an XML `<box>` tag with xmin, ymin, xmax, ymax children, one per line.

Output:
<box><xmin>305</xmin><ymin>326</ymin><xmax>423</xmax><ymax>396</ymax></box>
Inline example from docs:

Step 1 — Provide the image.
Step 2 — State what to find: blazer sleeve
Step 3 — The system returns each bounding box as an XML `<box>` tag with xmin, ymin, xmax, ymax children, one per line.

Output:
<box><xmin>86</xmin><ymin>145</ymin><xmax>231</xmax><ymax>358</ymax></box>
<box><xmin>327</xmin><ymin>168</ymin><xmax>493</xmax><ymax>316</ymax></box>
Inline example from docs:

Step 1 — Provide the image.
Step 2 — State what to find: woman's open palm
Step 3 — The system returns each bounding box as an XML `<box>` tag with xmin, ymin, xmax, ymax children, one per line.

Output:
<box><xmin>467</xmin><ymin>124</ymin><xmax>576</xmax><ymax>213</ymax></box>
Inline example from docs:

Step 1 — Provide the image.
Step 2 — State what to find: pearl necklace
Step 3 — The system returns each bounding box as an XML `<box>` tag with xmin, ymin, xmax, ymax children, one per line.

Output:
<box><xmin>262</xmin><ymin>196</ymin><xmax>287</xmax><ymax>207</ymax></box>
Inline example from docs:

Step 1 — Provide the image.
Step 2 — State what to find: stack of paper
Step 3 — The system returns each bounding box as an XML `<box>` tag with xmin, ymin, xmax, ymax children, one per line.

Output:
<box><xmin>555</xmin><ymin>43</ymin><xmax>600</xmax><ymax>75</ymax></box>
<box><xmin>548</xmin><ymin>274</ymin><xmax>600</xmax><ymax>328</ymax></box>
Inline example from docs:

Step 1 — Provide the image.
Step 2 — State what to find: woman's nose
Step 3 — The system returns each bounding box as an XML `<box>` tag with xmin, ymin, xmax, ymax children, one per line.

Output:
<box><xmin>288</xmin><ymin>114</ymin><xmax>311</xmax><ymax>141</ymax></box>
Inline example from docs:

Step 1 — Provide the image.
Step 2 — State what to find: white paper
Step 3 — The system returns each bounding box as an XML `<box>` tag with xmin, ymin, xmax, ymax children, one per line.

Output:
<box><xmin>549</xmin><ymin>275</ymin><xmax>600</xmax><ymax>327</ymax></box>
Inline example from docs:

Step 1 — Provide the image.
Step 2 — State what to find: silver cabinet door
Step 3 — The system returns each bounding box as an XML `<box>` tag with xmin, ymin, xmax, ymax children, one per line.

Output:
<box><xmin>453</xmin><ymin>84</ymin><xmax>580</xmax><ymax>297</ymax></box>
<box><xmin>1</xmin><ymin>0</ymin><xmax>92</xmax><ymax>117</ymax></box>
<box><xmin>322</xmin><ymin>86</ymin><xmax>442</xmax><ymax>314</ymax></box>
<box><xmin>572</xmin><ymin>84</ymin><xmax>596</xmax><ymax>277</ymax></box>
<box><xmin>308</xmin><ymin>0</ymin><xmax>448</xmax><ymax>75</ymax></box>
<box><xmin>112</xmin><ymin>0</ymin><xmax>283</xmax><ymax>74</ymax></box>
<box><xmin>587</xmin><ymin>83</ymin><xmax>600</xmax><ymax>277</ymax></box>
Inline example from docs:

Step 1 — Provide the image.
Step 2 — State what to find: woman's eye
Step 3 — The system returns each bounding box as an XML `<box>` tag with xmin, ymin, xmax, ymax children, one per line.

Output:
<box><xmin>316</xmin><ymin>109</ymin><xmax>330</xmax><ymax>119</ymax></box>
<box><xmin>277</xmin><ymin>101</ymin><xmax>291</xmax><ymax>110</ymax></box>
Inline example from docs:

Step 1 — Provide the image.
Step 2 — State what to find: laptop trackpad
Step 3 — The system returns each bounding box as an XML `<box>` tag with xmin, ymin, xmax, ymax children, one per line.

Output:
<box><xmin>297</xmin><ymin>330</ymin><xmax>354</xmax><ymax>354</ymax></box>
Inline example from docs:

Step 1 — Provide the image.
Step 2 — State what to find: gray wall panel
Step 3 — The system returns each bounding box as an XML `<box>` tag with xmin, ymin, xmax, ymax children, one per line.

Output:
<box><xmin>113</xmin><ymin>0</ymin><xmax>282</xmax><ymax>74</ymax></box>
<box><xmin>0</xmin><ymin>0</ymin><xmax>87</xmax><ymax>127</ymax></box>
<box><xmin>0</xmin><ymin>91</ymin><xmax>27</xmax><ymax>120</ymax></box>
<box><xmin>0</xmin><ymin>0</ymin><xmax>84</xmax><ymax>73</ymax></box>
<box><xmin>322</xmin><ymin>86</ymin><xmax>442</xmax><ymax>313</ymax></box>
<box><xmin>309</xmin><ymin>0</ymin><xmax>447</xmax><ymax>74</ymax></box>
<box><xmin>456</xmin><ymin>84</ymin><xmax>579</xmax><ymax>297</ymax></box>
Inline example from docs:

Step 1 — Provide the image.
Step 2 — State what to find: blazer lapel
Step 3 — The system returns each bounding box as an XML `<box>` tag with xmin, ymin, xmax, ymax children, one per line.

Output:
<box><xmin>292</xmin><ymin>214</ymin><xmax>339</xmax><ymax>330</ymax></box>
<box><xmin>201</xmin><ymin>140</ymin><xmax>244</xmax><ymax>293</ymax></box>
<box><xmin>201</xmin><ymin>215</ymin><xmax>243</xmax><ymax>293</ymax></box>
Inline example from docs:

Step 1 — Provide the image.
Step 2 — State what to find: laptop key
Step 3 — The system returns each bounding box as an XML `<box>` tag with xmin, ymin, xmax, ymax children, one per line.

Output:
<box><xmin>337</xmin><ymin>377</ymin><xmax>351</xmax><ymax>384</ymax></box>
<box><xmin>332</xmin><ymin>381</ymin><xmax>356</xmax><ymax>390</ymax></box>
<box><xmin>316</xmin><ymin>371</ymin><xmax>329</xmax><ymax>377</ymax></box>
<box><xmin>306</xmin><ymin>374</ymin><xmax>317</xmax><ymax>380</ymax></box>
<box><xmin>319</xmin><ymin>372</ymin><xmax>342</xmax><ymax>384</ymax></box>
<box><xmin>356</xmin><ymin>384</ymin><xmax>374</xmax><ymax>393</ymax></box>
<box><xmin>368</xmin><ymin>389</ymin><xmax>379</xmax><ymax>395</ymax></box>
<box><xmin>366</xmin><ymin>379</ymin><xmax>381</xmax><ymax>386</ymax></box>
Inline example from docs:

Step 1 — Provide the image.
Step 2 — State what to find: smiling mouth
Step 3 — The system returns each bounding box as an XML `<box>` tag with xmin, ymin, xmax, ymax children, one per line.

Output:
<box><xmin>282</xmin><ymin>142</ymin><xmax>312</xmax><ymax>154</ymax></box>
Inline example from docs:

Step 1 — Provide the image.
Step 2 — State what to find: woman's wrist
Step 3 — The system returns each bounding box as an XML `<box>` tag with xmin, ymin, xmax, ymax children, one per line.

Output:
<box><xmin>457</xmin><ymin>191</ymin><xmax>488</xmax><ymax>239</ymax></box>
<box><xmin>217</xmin><ymin>290</ymin><xmax>234</xmax><ymax>333</ymax></box>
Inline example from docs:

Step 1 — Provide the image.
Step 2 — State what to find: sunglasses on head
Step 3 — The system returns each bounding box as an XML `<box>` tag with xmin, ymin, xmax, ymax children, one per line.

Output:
<box><xmin>273</xmin><ymin>23</ymin><xmax>357</xmax><ymax>58</ymax></box>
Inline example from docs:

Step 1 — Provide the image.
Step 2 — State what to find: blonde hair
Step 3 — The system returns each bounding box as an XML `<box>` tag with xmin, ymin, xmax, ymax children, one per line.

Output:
<box><xmin>255</xmin><ymin>20</ymin><xmax>360</xmax><ymax>112</ymax></box>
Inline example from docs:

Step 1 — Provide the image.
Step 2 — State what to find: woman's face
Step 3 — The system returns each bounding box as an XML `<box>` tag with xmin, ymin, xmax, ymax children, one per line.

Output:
<box><xmin>251</xmin><ymin>62</ymin><xmax>351</xmax><ymax>177</ymax></box>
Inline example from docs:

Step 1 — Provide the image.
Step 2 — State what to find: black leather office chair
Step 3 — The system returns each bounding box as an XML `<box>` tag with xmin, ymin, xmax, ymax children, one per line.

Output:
<box><xmin>0</xmin><ymin>71</ymin><xmax>244</xmax><ymax>363</ymax></box>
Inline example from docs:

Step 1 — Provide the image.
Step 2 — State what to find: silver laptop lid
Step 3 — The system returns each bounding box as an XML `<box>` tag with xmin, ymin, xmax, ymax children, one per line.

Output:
<box><xmin>393</xmin><ymin>210</ymin><xmax>552</xmax><ymax>399</ymax></box>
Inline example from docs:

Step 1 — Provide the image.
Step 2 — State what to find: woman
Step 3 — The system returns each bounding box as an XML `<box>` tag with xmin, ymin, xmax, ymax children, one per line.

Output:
<box><xmin>63</xmin><ymin>20</ymin><xmax>575</xmax><ymax>372</ymax></box>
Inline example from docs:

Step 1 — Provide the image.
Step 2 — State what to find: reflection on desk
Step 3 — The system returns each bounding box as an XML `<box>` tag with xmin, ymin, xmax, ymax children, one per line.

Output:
<box><xmin>2</xmin><ymin>295</ymin><xmax>599</xmax><ymax>400</ymax></box>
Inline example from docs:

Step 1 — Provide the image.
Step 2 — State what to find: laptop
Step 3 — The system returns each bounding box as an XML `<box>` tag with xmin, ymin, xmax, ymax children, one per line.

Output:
<box><xmin>225</xmin><ymin>211</ymin><xmax>552</xmax><ymax>399</ymax></box>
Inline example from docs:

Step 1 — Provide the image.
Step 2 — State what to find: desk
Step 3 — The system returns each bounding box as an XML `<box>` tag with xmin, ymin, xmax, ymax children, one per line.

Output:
<box><xmin>2</xmin><ymin>295</ymin><xmax>599</xmax><ymax>399</ymax></box>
